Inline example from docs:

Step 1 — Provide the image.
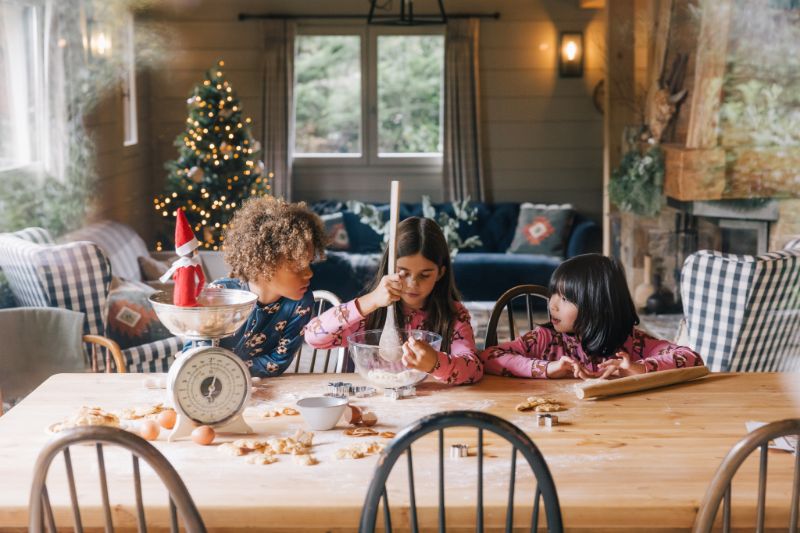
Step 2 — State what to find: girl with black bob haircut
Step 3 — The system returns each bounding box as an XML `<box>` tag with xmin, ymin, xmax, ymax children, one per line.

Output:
<box><xmin>481</xmin><ymin>253</ymin><xmax>704</xmax><ymax>380</ymax></box>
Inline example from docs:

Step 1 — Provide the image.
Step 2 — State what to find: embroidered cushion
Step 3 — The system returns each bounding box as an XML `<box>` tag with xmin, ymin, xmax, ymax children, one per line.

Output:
<box><xmin>507</xmin><ymin>203</ymin><xmax>574</xmax><ymax>258</ymax></box>
<box><xmin>321</xmin><ymin>213</ymin><xmax>351</xmax><ymax>251</ymax></box>
<box><xmin>106</xmin><ymin>281</ymin><xmax>172</xmax><ymax>350</ymax></box>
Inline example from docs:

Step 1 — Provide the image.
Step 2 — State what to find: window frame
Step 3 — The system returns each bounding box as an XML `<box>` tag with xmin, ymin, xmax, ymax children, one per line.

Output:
<box><xmin>293</xmin><ymin>23</ymin><xmax>444</xmax><ymax>170</ymax></box>
<box><xmin>367</xmin><ymin>25</ymin><xmax>444</xmax><ymax>166</ymax></box>
<box><xmin>0</xmin><ymin>0</ymin><xmax>45</xmax><ymax>174</ymax></box>
<box><xmin>293</xmin><ymin>25</ymin><xmax>368</xmax><ymax>167</ymax></box>
<box><xmin>121</xmin><ymin>11</ymin><xmax>138</xmax><ymax>148</ymax></box>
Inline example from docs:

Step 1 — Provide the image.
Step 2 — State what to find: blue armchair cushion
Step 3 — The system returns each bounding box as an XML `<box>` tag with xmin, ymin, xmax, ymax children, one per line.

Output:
<box><xmin>507</xmin><ymin>203</ymin><xmax>575</xmax><ymax>258</ymax></box>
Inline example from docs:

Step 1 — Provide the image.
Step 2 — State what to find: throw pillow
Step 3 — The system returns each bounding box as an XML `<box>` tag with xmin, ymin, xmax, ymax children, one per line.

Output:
<box><xmin>507</xmin><ymin>203</ymin><xmax>575</xmax><ymax>257</ymax></box>
<box><xmin>320</xmin><ymin>213</ymin><xmax>350</xmax><ymax>251</ymax></box>
<box><xmin>138</xmin><ymin>255</ymin><xmax>170</xmax><ymax>281</ymax></box>
<box><xmin>106</xmin><ymin>281</ymin><xmax>173</xmax><ymax>350</ymax></box>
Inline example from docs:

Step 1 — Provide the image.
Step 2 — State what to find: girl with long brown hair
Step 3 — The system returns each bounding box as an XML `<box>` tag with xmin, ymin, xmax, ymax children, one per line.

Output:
<box><xmin>305</xmin><ymin>217</ymin><xmax>483</xmax><ymax>385</ymax></box>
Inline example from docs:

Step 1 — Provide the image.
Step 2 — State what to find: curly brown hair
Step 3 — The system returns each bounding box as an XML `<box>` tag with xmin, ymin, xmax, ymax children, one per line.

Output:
<box><xmin>223</xmin><ymin>196</ymin><xmax>328</xmax><ymax>282</ymax></box>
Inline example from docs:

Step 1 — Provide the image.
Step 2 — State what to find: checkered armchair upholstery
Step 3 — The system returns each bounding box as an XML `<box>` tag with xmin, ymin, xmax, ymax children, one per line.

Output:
<box><xmin>680</xmin><ymin>247</ymin><xmax>800</xmax><ymax>372</ymax></box>
<box><xmin>0</xmin><ymin>229</ymin><xmax>180</xmax><ymax>372</ymax></box>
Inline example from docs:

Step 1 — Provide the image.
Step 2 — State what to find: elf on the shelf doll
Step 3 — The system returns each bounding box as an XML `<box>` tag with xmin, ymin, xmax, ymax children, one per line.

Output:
<box><xmin>159</xmin><ymin>210</ymin><xmax>205</xmax><ymax>307</ymax></box>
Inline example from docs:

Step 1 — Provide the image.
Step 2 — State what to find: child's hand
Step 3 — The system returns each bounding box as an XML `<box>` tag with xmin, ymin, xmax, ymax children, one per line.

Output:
<box><xmin>401</xmin><ymin>337</ymin><xmax>438</xmax><ymax>373</ymax></box>
<box><xmin>545</xmin><ymin>356</ymin><xmax>578</xmax><ymax>379</ymax></box>
<box><xmin>595</xmin><ymin>350</ymin><xmax>645</xmax><ymax>379</ymax></box>
<box><xmin>356</xmin><ymin>274</ymin><xmax>403</xmax><ymax>315</ymax></box>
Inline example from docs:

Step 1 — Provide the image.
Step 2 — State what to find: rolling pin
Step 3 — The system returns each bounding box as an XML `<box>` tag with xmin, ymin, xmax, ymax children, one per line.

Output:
<box><xmin>575</xmin><ymin>366</ymin><xmax>710</xmax><ymax>400</ymax></box>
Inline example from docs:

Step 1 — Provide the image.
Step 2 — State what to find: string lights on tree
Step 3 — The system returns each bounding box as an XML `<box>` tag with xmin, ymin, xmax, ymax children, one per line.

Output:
<box><xmin>154</xmin><ymin>60</ymin><xmax>272</xmax><ymax>250</ymax></box>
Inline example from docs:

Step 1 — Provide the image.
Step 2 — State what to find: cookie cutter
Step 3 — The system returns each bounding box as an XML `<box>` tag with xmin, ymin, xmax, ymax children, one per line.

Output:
<box><xmin>383</xmin><ymin>385</ymin><xmax>416</xmax><ymax>400</ymax></box>
<box><xmin>449</xmin><ymin>444</ymin><xmax>469</xmax><ymax>459</ymax></box>
<box><xmin>352</xmin><ymin>385</ymin><xmax>377</xmax><ymax>398</ymax></box>
<box><xmin>327</xmin><ymin>381</ymin><xmax>353</xmax><ymax>398</ymax></box>
<box><xmin>536</xmin><ymin>413</ymin><xmax>559</xmax><ymax>427</ymax></box>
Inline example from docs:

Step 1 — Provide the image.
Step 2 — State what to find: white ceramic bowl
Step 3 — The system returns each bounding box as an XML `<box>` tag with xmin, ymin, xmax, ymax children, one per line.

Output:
<box><xmin>296</xmin><ymin>396</ymin><xmax>348</xmax><ymax>430</ymax></box>
<box><xmin>348</xmin><ymin>329</ymin><xmax>443</xmax><ymax>389</ymax></box>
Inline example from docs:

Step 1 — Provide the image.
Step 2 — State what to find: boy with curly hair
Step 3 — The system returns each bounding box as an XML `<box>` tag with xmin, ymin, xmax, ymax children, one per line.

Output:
<box><xmin>185</xmin><ymin>196</ymin><xmax>328</xmax><ymax>377</ymax></box>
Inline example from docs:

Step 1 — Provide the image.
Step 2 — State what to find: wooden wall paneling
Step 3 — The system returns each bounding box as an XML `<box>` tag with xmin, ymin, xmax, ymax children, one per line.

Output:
<box><xmin>645</xmin><ymin>0</ymin><xmax>673</xmax><ymax>120</ymax></box>
<box><xmin>685</xmin><ymin>0</ymin><xmax>732</xmax><ymax>149</ymax></box>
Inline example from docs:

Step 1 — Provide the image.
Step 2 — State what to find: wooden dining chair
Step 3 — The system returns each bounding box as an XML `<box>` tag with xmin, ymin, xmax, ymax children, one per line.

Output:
<box><xmin>484</xmin><ymin>285</ymin><xmax>550</xmax><ymax>348</ymax></box>
<box><xmin>359</xmin><ymin>410</ymin><xmax>563</xmax><ymax>533</ymax></box>
<box><xmin>29</xmin><ymin>425</ymin><xmax>206</xmax><ymax>533</ymax></box>
<box><xmin>693</xmin><ymin>418</ymin><xmax>800</xmax><ymax>533</ymax></box>
<box><xmin>291</xmin><ymin>290</ymin><xmax>349</xmax><ymax>373</ymax></box>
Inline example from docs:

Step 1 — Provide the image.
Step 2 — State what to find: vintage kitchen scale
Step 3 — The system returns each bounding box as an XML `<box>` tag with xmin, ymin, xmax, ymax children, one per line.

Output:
<box><xmin>150</xmin><ymin>287</ymin><xmax>258</xmax><ymax>441</ymax></box>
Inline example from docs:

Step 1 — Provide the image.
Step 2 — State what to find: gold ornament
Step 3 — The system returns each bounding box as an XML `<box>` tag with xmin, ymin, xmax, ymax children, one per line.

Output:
<box><xmin>187</xmin><ymin>166</ymin><xmax>204</xmax><ymax>183</ymax></box>
<box><xmin>219</xmin><ymin>142</ymin><xmax>233</xmax><ymax>154</ymax></box>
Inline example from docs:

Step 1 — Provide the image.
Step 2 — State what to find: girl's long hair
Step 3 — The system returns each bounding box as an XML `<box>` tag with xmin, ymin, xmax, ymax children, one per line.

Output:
<box><xmin>548</xmin><ymin>253</ymin><xmax>639</xmax><ymax>359</ymax></box>
<box><xmin>364</xmin><ymin>217</ymin><xmax>461</xmax><ymax>352</ymax></box>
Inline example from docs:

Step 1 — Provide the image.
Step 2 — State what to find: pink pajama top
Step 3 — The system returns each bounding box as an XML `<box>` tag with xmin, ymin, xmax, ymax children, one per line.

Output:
<box><xmin>304</xmin><ymin>299</ymin><xmax>483</xmax><ymax>385</ymax></box>
<box><xmin>481</xmin><ymin>326</ymin><xmax>704</xmax><ymax>378</ymax></box>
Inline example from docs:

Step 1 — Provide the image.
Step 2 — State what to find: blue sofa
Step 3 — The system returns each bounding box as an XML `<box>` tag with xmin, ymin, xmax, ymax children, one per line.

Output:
<box><xmin>309</xmin><ymin>201</ymin><xmax>601</xmax><ymax>302</ymax></box>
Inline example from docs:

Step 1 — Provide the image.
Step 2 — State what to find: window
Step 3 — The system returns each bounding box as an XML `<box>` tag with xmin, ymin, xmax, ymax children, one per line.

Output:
<box><xmin>121</xmin><ymin>12</ymin><xmax>138</xmax><ymax>147</ymax></box>
<box><xmin>376</xmin><ymin>35</ymin><xmax>444</xmax><ymax>157</ymax></box>
<box><xmin>294</xmin><ymin>34</ymin><xmax>362</xmax><ymax>156</ymax></box>
<box><xmin>0</xmin><ymin>2</ymin><xmax>43</xmax><ymax>171</ymax></box>
<box><xmin>293</xmin><ymin>26</ymin><xmax>444</xmax><ymax>166</ymax></box>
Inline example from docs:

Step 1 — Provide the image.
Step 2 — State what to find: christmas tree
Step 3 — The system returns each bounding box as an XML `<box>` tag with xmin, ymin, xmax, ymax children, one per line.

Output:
<box><xmin>154</xmin><ymin>60</ymin><xmax>270</xmax><ymax>250</ymax></box>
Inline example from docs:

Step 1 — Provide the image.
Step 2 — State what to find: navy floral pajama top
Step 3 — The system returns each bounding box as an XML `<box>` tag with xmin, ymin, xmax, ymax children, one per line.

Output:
<box><xmin>183</xmin><ymin>278</ymin><xmax>314</xmax><ymax>378</ymax></box>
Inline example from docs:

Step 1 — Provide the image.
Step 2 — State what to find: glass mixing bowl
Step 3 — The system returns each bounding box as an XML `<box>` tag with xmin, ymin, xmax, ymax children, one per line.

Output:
<box><xmin>347</xmin><ymin>329</ymin><xmax>443</xmax><ymax>389</ymax></box>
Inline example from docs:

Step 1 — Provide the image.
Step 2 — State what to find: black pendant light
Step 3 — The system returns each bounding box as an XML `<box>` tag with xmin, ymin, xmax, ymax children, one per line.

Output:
<box><xmin>367</xmin><ymin>0</ymin><xmax>447</xmax><ymax>26</ymax></box>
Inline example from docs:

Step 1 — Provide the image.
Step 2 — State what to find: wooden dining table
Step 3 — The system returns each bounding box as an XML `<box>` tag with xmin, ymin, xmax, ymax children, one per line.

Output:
<box><xmin>0</xmin><ymin>372</ymin><xmax>798</xmax><ymax>532</ymax></box>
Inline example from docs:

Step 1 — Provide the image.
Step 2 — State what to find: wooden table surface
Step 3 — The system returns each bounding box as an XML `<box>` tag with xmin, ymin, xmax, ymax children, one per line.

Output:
<box><xmin>1</xmin><ymin>372</ymin><xmax>798</xmax><ymax>532</ymax></box>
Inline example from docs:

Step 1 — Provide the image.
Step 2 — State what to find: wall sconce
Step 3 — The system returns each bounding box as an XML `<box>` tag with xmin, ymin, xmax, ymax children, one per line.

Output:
<box><xmin>559</xmin><ymin>31</ymin><xmax>584</xmax><ymax>78</ymax></box>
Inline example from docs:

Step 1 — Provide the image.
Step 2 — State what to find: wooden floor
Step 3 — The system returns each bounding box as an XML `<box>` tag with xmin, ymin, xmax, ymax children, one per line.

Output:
<box><xmin>1</xmin><ymin>372</ymin><xmax>798</xmax><ymax>531</ymax></box>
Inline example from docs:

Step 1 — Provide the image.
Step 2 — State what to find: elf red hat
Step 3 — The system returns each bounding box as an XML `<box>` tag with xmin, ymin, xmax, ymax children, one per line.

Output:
<box><xmin>174</xmin><ymin>209</ymin><xmax>199</xmax><ymax>256</ymax></box>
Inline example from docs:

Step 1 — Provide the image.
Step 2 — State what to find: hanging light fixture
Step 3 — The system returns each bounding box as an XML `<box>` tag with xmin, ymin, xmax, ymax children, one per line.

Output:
<box><xmin>367</xmin><ymin>0</ymin><xmax>447</xmax><ymax>26</ymax></box>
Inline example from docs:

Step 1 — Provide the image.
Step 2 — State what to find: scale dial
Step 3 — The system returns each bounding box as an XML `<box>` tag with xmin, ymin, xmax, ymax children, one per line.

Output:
<box><xmin>168</xmin><ymin>346</ymin><xmax>251</xmax><ymax>426</ymax></box>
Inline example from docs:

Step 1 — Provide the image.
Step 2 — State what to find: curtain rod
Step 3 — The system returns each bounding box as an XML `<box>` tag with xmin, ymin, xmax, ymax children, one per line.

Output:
<box><xmin>238</xmin><ymin>12</ymin><xmax>500</xmax><ymax>21</ymax></box>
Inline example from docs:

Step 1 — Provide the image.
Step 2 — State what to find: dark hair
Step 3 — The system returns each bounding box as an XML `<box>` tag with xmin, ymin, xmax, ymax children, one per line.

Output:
<box><xmin>364</xmin><ymin>217</ymin><xmax>461</xmax><ymax>352</ymax></box>
<box><xmin>548</xmin><ymin>253</ymin><xmax>639</xmax><ymax>359</ymax></box>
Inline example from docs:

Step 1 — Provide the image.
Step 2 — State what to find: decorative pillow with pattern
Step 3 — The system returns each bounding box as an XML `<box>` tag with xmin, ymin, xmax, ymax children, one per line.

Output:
<box><xmin>507</xmin><ymin>203</ymin><xmax>575</xmax><ymax>257</ymax></box>
<box><xmin>321</xmin><ymin>213</ymin><xmax>350</xmax><ymax>251</ymax></box>
<box><xmin>107</xmin><ymin>281</ymin><xmax>172</xmax><ymax>350</ymax></box>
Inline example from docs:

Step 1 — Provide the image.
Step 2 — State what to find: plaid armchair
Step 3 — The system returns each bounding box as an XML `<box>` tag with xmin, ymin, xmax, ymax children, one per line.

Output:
<box><xmin>0</xmin><ymin>228</ymin><xmax>180</xmax><ymax>372</ymax></box>
<box><xmin>680</xmin><ymin>243</ymin><xmax>800</xmax><ymax>372</ymax></box>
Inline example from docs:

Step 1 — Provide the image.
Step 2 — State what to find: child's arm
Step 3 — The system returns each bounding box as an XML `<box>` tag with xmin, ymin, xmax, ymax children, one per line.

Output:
<box><xmin>303</xmin><ymin>299</ymin><xmax>365</xmax><ymax>349</ymax></box>
<box><xmin>249</xmin><ymin>306</ymin><xmax>312</xmax><ymax>376</ymax></box>
<box><xmin>480</xmin><ymin>326</ymin><xmax>566</xmax><ymax>379</ymax></box>
<box><xmin>428</xmin><ymin>305</ymin><xmax>483</xmax><ymax>385</ymax></box>
<box><xmin>627</xmin><ymin>329</ymin><xmax>705</xmax><ymax>373</ymax></box>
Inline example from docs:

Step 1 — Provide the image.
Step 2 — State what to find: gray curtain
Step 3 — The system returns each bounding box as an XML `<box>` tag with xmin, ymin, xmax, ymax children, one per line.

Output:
<box><xmin>443</xmin><ymin>18</ymin><xmax>485</xmax><ymax>202</ymax></box>
<box><xmin>261</xmin><ymin>20</ymin><xmax>295</xmax><ymax>201</ymax></box>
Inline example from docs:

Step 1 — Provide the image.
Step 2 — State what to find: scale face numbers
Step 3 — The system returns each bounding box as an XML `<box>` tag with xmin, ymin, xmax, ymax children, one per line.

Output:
<box><xmin>171</xmin><ymin>347</ymin><xmax>249</xmax><ymax>426</ymax></box>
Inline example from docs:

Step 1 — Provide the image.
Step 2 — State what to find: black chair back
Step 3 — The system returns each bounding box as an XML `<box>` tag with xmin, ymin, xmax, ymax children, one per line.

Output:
<box><xmin>359</xmin><ymin>410</ymin><xmax>563</xmax><ymax>533</ymax></box>
<box><xmin>485</xmin><ymin>285</ymin><xmax>550</xmax><ymax>348</ymax></box>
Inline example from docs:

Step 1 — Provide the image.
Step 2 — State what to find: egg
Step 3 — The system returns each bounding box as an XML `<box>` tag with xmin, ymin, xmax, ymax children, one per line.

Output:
<box><xmin>191</xmin><ymin>425</ymin><xmax>215</xmax><ymax>445</ymax></box>
<box><xmin>158</xmin><ymin>409</ymin><xmax>177</xmax><ymax>430</ymax></box>
<box><xmin>361</xmin><ymin>411</ymin><xmax>378</xmax><ymax>427</ymax></box>
<box><xmin>139</xmin><ymin>420</ymin><xmax>160</xmax><ymax>441</ymax></box>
